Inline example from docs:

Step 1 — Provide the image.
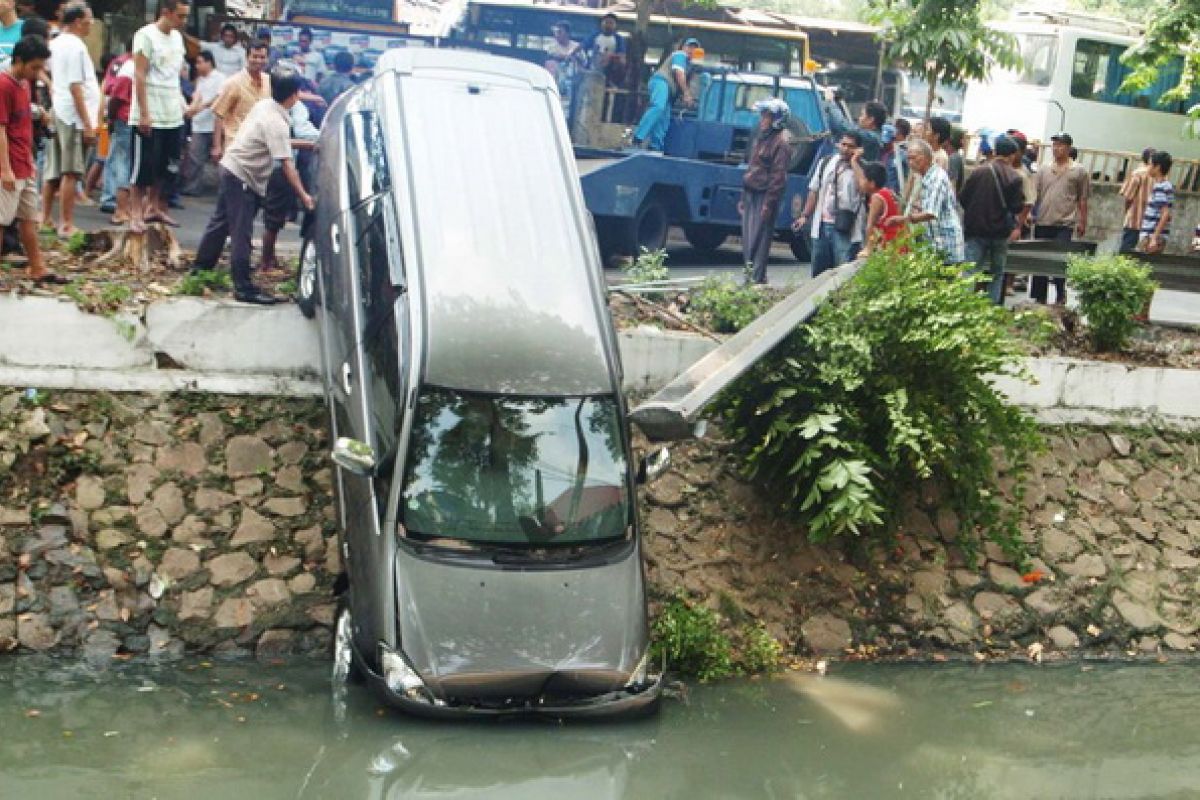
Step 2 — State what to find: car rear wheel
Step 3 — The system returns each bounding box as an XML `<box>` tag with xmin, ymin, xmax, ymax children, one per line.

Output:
<box><xmin>332</xmin><ymin>596</ymin><xmax>365</xmax><ymax>686</ymax></box>
<box><xmin>683</xmin><ymin>224</ymin><xmax>727</xmax><ymax>254</ymax></box>
<box><xmin>296</xmin><ymin>236</ymin><xmax>319</xmax><ymax>319</ymax></box>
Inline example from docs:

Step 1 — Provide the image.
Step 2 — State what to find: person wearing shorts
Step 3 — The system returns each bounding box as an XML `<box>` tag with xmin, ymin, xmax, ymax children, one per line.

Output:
<box><xmin>43</xmin><ymin>2</ymin><xmax>98</xmax><ymax>237</ymax></box>
<box><xmin>128</xmin><ymin>0</ymin><xmax>188</xmax><ymax>233</ymax></box>
<box><xmin>0</xmin><ymin>36</ymin><xmax>57</xmax><ymax>282</ymax></box>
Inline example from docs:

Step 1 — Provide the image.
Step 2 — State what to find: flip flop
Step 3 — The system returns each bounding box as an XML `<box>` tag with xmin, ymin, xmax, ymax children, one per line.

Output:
<box><xmin>129</xmin><ymin>219</ymin><xmax>147</xmax><ymax>235</ymax></box>
<box><xmin>32</xmin><ymin>271</ymin><xmax>69</xmax><ymax>285</ymax></box>
<box><xmin>56</xmin><ymin>226</ymin><xmax>78</xmax><ymax>239</ymax></box>
<box><xmin>145</xmin><ymin>214</ymin><xmax>180</xmax><ymax>228</ymax></box>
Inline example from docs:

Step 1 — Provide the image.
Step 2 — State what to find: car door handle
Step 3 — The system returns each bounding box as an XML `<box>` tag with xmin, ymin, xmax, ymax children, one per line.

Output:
<box><xmin>331</xmin><ymin>223</ymin><xmax>341</xmax><ymax>254</ymax></box>
<box><xmin>342</xmin><ymin>361</ymin><xmax>353</xmax><ymax>395</ymax></box>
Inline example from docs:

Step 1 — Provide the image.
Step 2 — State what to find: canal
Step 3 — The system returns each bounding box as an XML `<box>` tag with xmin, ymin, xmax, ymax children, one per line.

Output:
<box><xmin>1</xmin><ymin>657</ymin><xmax>1197</xmax><ymax>798</ymax></box>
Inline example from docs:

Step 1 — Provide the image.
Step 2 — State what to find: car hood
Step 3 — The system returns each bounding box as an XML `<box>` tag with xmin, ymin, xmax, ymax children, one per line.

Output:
<box><xmin>394</xmin><ymin>543</ymin><xmax>648</xmax><ymax>701</ymax></box>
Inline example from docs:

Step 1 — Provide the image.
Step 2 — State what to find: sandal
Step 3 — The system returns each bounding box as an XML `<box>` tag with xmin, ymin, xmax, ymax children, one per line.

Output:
<box><xmin>32</xmin><ymin>271</ymin><xmax>69</xmax><ymax>285</ymax></box>
<box><xmin>145</xmin><ymin>213</ymin><xmax>180</xmax><ymax>228</ymax></box>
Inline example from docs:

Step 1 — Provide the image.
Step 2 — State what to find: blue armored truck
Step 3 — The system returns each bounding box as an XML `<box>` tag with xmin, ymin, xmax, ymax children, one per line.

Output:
<box><xmin>576</xmin><ymin>69</ymin><xmax>837</xmax><ymax>262</ymax></box>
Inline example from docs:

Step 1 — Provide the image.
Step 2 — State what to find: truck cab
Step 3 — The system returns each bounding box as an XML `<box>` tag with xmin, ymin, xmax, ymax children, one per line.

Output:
<box><xmin>577</xmin><ymin>67</ymin><xmax>833</xmax><ymax>261</ymax></box>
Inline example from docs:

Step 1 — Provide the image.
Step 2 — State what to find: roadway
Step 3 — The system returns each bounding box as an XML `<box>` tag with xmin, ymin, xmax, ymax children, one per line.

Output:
<box><xmin>74</xmin><ymin>198</ymin><xmax>1199</xmax><ymax>328</ymax></box>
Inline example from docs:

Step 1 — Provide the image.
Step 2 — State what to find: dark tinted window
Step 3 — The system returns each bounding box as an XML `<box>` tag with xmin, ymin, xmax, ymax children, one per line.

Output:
<box><xmin>401</xmin><ymin>389</ymin><xmax>630</xmax><ymax>548</ymax></box>
<box><xmin>344</xmin><ymin>107</ymin><xmax>390</xmax><ymax>205</ymax></box>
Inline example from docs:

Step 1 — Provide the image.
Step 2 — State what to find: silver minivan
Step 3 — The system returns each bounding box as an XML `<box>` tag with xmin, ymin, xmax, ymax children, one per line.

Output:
<box><xmin>298</xmin><ymin>49</ymin><xmax>664</xmax><ymax>718</ymax></box>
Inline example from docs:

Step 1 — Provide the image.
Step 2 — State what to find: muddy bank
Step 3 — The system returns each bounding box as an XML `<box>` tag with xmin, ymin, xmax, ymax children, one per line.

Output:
<box><xmin>3</xmin><ymin>389</ymin><xmax>1200</xmax><ymax>666</ymax></box>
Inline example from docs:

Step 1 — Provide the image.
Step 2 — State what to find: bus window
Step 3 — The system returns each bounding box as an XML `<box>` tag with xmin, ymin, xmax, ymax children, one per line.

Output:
<box><xmin>1071</xmin><ymin>38</ymin><xmax>1189</xmax><ymax>113</ymax></box>
<box><xmin>999</xmin><ymin>33</ymin><xmax>1057</xmax><ymax>87</ymax></box>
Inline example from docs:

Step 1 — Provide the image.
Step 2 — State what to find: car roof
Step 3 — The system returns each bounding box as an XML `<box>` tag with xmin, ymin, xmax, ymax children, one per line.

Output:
<box><xmin>378</xmin><ymin>51</ymin><xmax>615</xmax><ymax>396</ymax></box>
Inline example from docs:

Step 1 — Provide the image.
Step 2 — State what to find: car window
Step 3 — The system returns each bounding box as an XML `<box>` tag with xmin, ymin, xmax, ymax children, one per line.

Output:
<box><xmin>400</xmin><ymin>388</ymin><xmax>630</xmax><ymax>548</ymax></box>
<box><xmin>344</xmin><ymin>107</ymin><xmax>390</xmax><ymax>206</ymax></box>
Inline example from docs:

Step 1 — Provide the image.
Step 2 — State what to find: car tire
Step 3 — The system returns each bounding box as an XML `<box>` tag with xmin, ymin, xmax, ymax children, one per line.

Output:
<box><xmin>296</xmin><ymin>236</ymin><xmax>319</xmax><ymax>320</ymax></box>
<box><xmin>332</xmin><ymin>595</ymin><xmax>365</xmax><ymax>685</ymax></box>
<box><xmin>683</xmin><ymin>224</ymin><xmax>727</xmax><ymax>254</ymax></box>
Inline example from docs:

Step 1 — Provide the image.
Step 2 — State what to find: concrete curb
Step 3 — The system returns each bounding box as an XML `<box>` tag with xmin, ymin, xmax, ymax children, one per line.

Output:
<box><xmin>2</xmin><ymin>295</ymin><xmax>1198</xmax><ymax>424</ymax></box>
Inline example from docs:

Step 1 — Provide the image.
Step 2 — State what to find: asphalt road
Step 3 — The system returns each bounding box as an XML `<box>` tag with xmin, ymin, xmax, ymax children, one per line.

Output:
<box><xmin>74</xmin><ymin>195</ymin><xmax>1199</xmax><ymax>327</ymax></box>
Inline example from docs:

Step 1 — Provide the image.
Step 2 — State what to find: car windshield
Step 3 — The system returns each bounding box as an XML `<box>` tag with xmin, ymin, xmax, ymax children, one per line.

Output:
<box><xmin>400</xmin><ymin>387</ymin><xmax>631</xmax><ymax>548</ymax></box>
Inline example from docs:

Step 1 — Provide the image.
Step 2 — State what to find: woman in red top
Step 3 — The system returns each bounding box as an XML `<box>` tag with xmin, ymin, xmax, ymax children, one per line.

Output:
<box><xmin>853</xmin><ymin>155</ymin><xmax>902</xmax><ymax>256</ymax></box>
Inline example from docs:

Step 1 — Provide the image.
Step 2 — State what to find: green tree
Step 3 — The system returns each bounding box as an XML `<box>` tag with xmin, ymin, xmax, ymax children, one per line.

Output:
<box><xmin>867</xmin><ymin>0</ymin><xmax>1021</xmax><ymax>119</ymax></box>
<box><xmin>1119</xmin><ymin>0</ymin><xmax>1200</xmax><ymax>119</ymax></box>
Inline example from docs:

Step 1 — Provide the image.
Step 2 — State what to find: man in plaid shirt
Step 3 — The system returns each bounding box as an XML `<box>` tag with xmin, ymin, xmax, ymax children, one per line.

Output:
<box><xmin>888</xmin><ymin>138</ymin><xmax>964</xmax><ymax>263</ymax></box>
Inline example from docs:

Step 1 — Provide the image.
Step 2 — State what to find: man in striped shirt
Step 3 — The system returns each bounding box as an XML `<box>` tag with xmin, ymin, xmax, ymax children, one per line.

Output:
<box><xmin>1138</xmin><ymin>150</ymin><xmax>1173</xmax><ymax>254</ymax></box>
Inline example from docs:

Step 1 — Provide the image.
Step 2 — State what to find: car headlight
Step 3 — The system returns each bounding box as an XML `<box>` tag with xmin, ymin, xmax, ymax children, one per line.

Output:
<box><xmin>625</xmin><ymin>649</ymin><xmax>653</xmax><ymax>689</ymax></box>
<box><xmin>380</xmin><ymin>645</ymin><xmax>441</xmax><ymax>706</ymax></box>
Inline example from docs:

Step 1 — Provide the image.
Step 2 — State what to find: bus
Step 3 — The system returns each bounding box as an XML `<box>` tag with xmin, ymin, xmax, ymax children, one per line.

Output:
<box><xmin>813</xmin><ymin>64</ymin><xmax>965</xmax><ymax>123</ymax></box>
<box><xmin>961</xmin><ymin>10</ymin><xmax>1200</xmax><ymax>164</ymax></box>
<box><xmin>448</xmin><ymin>0</ymin><xmax>810</xmax><ymax>77</ymax></box>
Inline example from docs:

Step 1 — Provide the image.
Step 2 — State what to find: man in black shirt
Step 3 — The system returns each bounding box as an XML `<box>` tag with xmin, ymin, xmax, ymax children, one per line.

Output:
<box><xmin>959</xmin><ymin>135</ymin><xmax>1025</xmax><ymax>304</ymax></box>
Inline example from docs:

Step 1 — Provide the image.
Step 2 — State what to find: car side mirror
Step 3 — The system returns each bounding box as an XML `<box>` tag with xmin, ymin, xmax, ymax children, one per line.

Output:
<box><xmin>637</xmin><ymin>447</ymin><xmax>671</xmax><ymax>484</ymax></box>
<box><xmin>331</xmin><ymin>437</ymin><xmax>376</xmax><ymax>477</ymax></box>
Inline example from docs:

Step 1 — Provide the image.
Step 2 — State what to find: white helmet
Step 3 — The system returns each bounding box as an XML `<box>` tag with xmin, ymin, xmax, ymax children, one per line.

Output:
<box><xmin>753</xmin><ymin>98</ymin><xmax>791</xmax><ymax>129</ymax></box>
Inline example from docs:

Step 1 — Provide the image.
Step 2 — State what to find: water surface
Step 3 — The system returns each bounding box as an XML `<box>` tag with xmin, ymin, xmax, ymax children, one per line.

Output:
<box><xmin>1</xmin><ymin>657</ymin><xmax>1197</xmax><ymax>799</ymax></box>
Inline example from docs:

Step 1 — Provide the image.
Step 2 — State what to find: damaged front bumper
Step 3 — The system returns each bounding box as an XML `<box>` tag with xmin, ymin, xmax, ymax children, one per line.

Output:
<box><xmin>361</xmin><ymin>644</ymin><xmax>664</xmax><ymax>720</ymax></box>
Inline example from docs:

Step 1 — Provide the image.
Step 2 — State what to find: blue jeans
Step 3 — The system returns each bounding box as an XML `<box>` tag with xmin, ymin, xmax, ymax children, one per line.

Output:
<box><xmin>965</xmin><ymin>237</ymin><xmax>1009</xmax><ymax>305</ymax></box>
<box><xmin>100</xmin><ymin>119</ymin><xmax>131</xmax><ymax>208</ymax></box>
<box><xmin>810</xmin><ymin>222</ymin><xmax>857</xmax><ymax>277</ymax></box>
<box><xmin>633</xmin><ymin>76</ymin><xmax>671</xmax><ymax>151</ymax></box>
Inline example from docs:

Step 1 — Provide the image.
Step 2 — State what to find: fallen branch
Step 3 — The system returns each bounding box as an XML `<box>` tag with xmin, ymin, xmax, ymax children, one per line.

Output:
<box><xmin>615</xmin><ymin>289</ymin><xmax>721</xmax><ymax>341</ymax></box>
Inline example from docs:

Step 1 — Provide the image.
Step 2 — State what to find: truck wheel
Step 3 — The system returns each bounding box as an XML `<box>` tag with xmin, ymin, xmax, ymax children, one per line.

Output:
<box><xmin>683</xmin><ymin>225</ymin><xmax>727</xmax><ymax>254</ymax></box>
<box><xmin>789</xmin><ymin>231</ymin><xmax>811</xmax><ymax>263</ymax></box>
<box><xmin>633</xmin><ymin>199</ymin><xmax>669</xmax><ymax>254</ymax></box>
<box><xmin>296</xmin><ymin>236</ymin><xmax>319</xmax><ymax>320</ymax></box>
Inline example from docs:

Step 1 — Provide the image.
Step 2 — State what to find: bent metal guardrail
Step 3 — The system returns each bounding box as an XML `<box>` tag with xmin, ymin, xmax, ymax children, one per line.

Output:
<box><xmin>1005</xmin><ymin>240</ymin><xmax>1200</xmax><ymax>292</ymax></box>
<box><xmin>628</xmin><ymin>259</ymin><xmax>864</xmax><ymax>441</ymax></box>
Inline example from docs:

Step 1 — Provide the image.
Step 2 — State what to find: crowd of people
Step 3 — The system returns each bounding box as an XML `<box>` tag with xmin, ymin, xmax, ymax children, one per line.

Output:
<box><xmin>0</xmin><ymin>1</ymin><xmax>361</xmax><ymax>302</ymax></box>
<box><xmin>739</xmin><ymin>90</ymin><xmax>1177</xmax><ymax>302</ymax></box>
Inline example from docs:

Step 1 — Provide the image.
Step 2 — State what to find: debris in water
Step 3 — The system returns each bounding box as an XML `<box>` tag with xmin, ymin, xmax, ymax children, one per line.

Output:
<box><xmin>972</xmin><ymin>700</ymin><xmax>993</xmax><ymax>708</ymax></box>
<box><xmin>24</xmin><ymin>708</ymin><xmax>40</xmax><ymax>718</ymax></box>
<box><xmin>1027</xmin><ymin>642</ymin><xmax>1044</xmax><ymax>663</ymax></box>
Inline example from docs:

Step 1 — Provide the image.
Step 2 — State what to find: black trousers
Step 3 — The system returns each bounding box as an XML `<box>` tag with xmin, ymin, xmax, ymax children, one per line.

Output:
<box><xmin>1031</xmin><ymin>224</ymin><xmax>1071</xmax><ymax>303</ymax></box>
<box><xmin>193</xmin><ymin>167</ymin><xmax>261</xmax><ymax>292</ymax></box>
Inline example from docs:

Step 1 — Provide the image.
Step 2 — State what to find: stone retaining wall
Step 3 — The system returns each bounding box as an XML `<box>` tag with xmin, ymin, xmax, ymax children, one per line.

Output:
<box><xmin>4</xmin><ymin>387</ymin><xmax>1200</xmax><ymax>666</ymax></box>
<box><xmin>0</xmin><ymin>391</ymin><xmax>338</xmax><ymax>661</ymax></box>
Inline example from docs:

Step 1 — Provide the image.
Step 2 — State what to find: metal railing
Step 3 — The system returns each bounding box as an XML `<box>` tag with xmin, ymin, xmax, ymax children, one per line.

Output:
<box><xmin>1030</xmin><ymin>145</ymin><xmax>1200</xmax><ymax>195</ymax></box>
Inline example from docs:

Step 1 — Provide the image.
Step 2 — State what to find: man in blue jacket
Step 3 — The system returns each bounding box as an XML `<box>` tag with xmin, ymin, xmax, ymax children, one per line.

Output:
<box><xmin>631</xmin><ymin>37</ymin><xmax>700</xmax><ymax>151</ymax></box>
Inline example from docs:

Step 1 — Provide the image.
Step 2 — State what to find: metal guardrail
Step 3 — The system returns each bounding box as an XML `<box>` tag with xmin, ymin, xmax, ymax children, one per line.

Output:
<box><xmin>628</xmin><ymin>260</ymin><xmax>863</xmax><ymax>441</ymax></box>
<box><xmin>1004</xmin><ymin>239</ymin><xmax>1200</xmax><ymax>292</ymax></box>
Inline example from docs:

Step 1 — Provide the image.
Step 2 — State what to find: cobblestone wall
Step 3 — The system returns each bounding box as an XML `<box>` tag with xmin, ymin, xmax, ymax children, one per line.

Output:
<box><xmin>0</xmin><ymin>391</ymin><xmax>338</xmax><ymax>662</ymax></box>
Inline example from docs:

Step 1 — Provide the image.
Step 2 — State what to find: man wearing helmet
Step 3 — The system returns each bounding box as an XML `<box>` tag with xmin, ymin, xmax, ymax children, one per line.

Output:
<box><xmin>740</xmin><ymin>98</ymin><xmax>794</xmax><ymax>284</ymax></box>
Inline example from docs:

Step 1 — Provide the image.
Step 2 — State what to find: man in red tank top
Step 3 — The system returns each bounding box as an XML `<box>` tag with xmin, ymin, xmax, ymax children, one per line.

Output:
<box><xmin>852</xmin><ymin>154</ymin><xmax>900</xmax><ymax>258</ymax></box>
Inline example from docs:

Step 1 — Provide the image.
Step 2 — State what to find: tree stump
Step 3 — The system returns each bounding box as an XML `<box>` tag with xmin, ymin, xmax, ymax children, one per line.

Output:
<box><xmin>88</xmin><ymin>223</ymin><xmax>185</xmax><ymax>272</ymax></box>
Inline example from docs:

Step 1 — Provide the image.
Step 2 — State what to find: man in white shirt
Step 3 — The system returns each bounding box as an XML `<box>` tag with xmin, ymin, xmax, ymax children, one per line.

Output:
<box><xmin>202</xmin><ymin>23</ymin><xmax>247</xmax><ymax>77</ymax></box>
<box><xmin>181</xmin><ymin>49</ymin><xmax>224</xmax><ymax>195</ymax></box>
<box><xmin>128</xmin><ymin>0</ymin><xmax>188</xmax><ymax>233</ymax></box>
<box><xmin>42</xmin><ymin>1</ymin><xmax>98</xmax><ymax>237</ymax></box>
<box><xmin>293</xmin><ymin>27</ymin><xmax>324</xmax><ymax>84</ymax></box>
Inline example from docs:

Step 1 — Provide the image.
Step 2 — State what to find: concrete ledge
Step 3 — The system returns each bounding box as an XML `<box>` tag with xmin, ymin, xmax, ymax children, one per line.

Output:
<box><xmin>3</xmin><ymin>296</ymin><xmax>1199</xmax><ymax>424</ymax></box>
<box><xmin>618</xmin><ymin>325</ymin><xmax>719</xmax><ymax>393</ymax></box>
<box><xmin>0</xmin><ymin>365</ymin><xmax>322</xmax><ymax>397</ymax></box>
<box><xmin>992</xmin><ymin>357</ymin><xmax>1200</xmax><ymax>424</ymax></box>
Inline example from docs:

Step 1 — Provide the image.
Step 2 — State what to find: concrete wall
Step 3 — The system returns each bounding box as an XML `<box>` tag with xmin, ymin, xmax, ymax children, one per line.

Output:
<box><xmin>2</xmin><ymin>295</ymin><xmax>1199</xmax><ymax>425</ymax></box>
<box><xmin>1082</xmin><ymin>183</ymin><xmax>1200</xmax><ymax>255</ymax></box>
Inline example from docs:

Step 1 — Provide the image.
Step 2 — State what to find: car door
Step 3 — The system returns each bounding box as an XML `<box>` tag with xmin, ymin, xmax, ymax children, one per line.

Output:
<box><xmin>337</xmin><ymin>95</ymin><xmax>408</xmax><ymax>667</ymax></box>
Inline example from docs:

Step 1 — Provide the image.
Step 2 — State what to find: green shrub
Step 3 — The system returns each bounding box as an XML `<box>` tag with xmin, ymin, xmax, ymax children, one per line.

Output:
<box><xmin>177</xmin><ymin>269</ymin><xmax>232</xmax><ymax>296</ymax></box>
<box><xmin>1066</xmin><ymin>254</ymin><xmax>1157</xmax><ymax>351</ymax></box>
<box><xmin>620</xmin><ymin>248</ymin><xmax>670</xmax><ymax>299</ymax></box>
<box><xmin>738</xmin><ymin>623</ymin><xmax>784</xmax><ymax>674</ymax></box>
<box><xmin>651</xmin><ymin>595</ymin><xmax>736</xmax><ymax>682</ymax></box>
<box><xmin>65</xmin><ymin>230</ymin><xmax>88</xmax><ymax>255</ymax></box>
<box><xmin>689</xmin><ymin>269</ymin><xmax>771</xmax><ymax>333</ymax></box>
<box><xmin>716</xmin><ymin>242</ymin><xmax>1041</xmax><ymax>553</ymax></box>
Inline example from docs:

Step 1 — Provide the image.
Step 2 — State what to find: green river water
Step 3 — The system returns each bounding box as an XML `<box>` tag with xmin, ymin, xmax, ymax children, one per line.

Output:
<box><xmin>1</xmin><ymin>657</ymin><xmax>1197</xmax><ymax>799</ymax></box>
